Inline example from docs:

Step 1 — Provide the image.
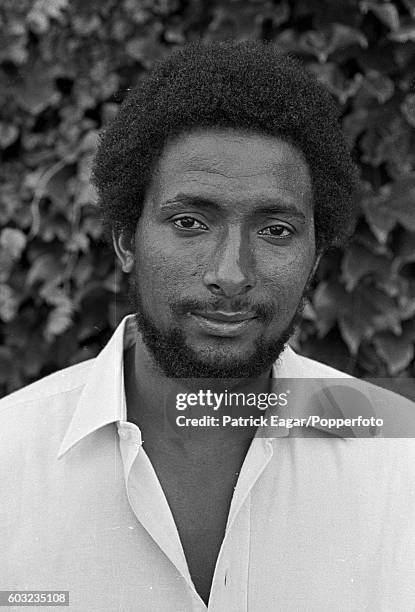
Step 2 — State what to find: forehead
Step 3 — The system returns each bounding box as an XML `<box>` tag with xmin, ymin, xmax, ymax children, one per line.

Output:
<box><xmin>147</xmin><ymin>129</ymin><xmax>313</xmax><ymax>210</ymax></box>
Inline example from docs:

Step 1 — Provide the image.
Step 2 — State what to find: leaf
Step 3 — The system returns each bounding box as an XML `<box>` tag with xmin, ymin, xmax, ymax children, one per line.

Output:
<box><xmin>0</xmin><ymin>188</ymin><xmax>20</xmax><ymax>226</ymax></box>
<box><xmin>269</xmin><ymin>1</ymin><xmax>290</xmax><ymax>26</ymax></box>
<box><xmin>125</xmin><ymin>33</ymin><xmax>167</xmax><ymax>67</ymax></box>
<box><xmin>81</xmin><ymin>216</ymin><xmax>102</xmax><ymax>240</ymax></box>
<box><xmin>12</xmin><ymin>60</ymin><xmax>60</xmax><ymax>114</ymax></box>
<box><xmin>373</xmin><ymin>331</ymin><xmax>414</xmax><ymax>374</ymax></box>
<box><xmin>376</xmin><ymin>274</ymin><xmax>407</xmax><ymax>298</ymax></box>
<box><xmin>329</xmin><ymin>23</ymin><xmax>369</xmax><ymax>51</ymax></box>
<box><xmin>312</xmin><ymin>281</ymin><xmax>349</xmax><ymax>337</ymax></box>
<box><xmin>42</xmin><ymin>288</ymin><xmax>74</xmax><ymax>339</ymax></box>
<box><xmin>27</xmin><ymin>0</ymin><xmax>69</xmax><ymax>34</ymax></box>
<box><xmin>384</xmin><ymin>176</ymin><xmax>415</xmax><ymax>231</ymax></box>
<box><xmin>338</xmin><ymin>316</ymin><xmax>363</xmax><ymax>356</ymax></box>
<box><xmin>26</xmin><ymin>253</ymin><xmax>64</xmax><ymax>287</ymax></box>
<box><xmin>1</xmin><ymin>0</ymin><xmax>414</xmax><ymax>389</ymax></box>
<box><xmin>341</xmin><ymin>243</ymin><xmax>392</xmax><ymax>291</ymax></box>
<box><xmin>362</xmin><ymin>193</ymin><xmax>396</xmax><ymax>244</ymax></box>
<box><xmin>399</xmin><ymin>296</ymin><xmax>415</xmax><ymax>319</ymax></box>
<box><xmin>73</xmin><ymin>153</ymin><xmax>97</xmax><ymax>206</ymax></box>
<box><xmin>298</xmin><ymin>24</ymin><xmax>367</xmax><ymax>62</ymax></box>
<box><xmin>41</xmin><ymin>163</ymin><xmax>75</xmax><ymax>209</ymax></box>
<box><xmin>401</xmin><ymin>94</ymin><xmax>415</xmax><ymax>127</ymax></box>
<box><xmin>361</xmin><ymin>70</ymin><xmax>395</xmax><ymax>103</ymax></box>
<box><xmin>339</xmin><ymin>286</ymin><xmax>401</xmax><ymax>354</ymax></box>
<box><xmin>0</xmin><ymin>228</ymin><xmax>27</xmax><ymax>260</ymax></box>
<box><xmin>0</xmin><ymin>251</ymin><xmax>14</xmax><ymax>283</ymax></box>
<box><xmin>0</xmin><ymin>123</ymin><xmax>19</xmax><ymax>149</ymax></box>
<box><xmin>79</xmin><ymin>131</ymin><xmax>99</xmax><ymax>153</ymax></box>
<box><xmin>206</xmin><ymin>2</ymin><xmax>268</xmax><ymax>42</ymax></box>
<box><xmin>355</xmin><ymin>226</ymin><xmax>391</xmax><ymax>255</ymax></box>
<box><xmin>0</xmin><ymin>284</ymin><xmax>19</xmax><ymax>323</ymax></box>
<box><xmin>275</xmin><ymin>29</ymin><xmax>301</xmax><ymax>54</ymax></box>
<box><xmin>385</xmin><ymin>126</ymin><xmax>415</xmax><ymax>179</ymax></box>
<box><xmin>73</xmin><ymin>257</ymin><xmax>93</xmax><ymax>287</ymax></box>
<box><xmin>394</xmin><ymin>231</ymin><xmax>415</xmax><ymax>265</ymax></box>
<box><xmin>360</xmin><ymin>1</ymin><xmax>400</xmax><ymax>30</ymax></box>
<box><xmin>358</xmin><ymin>342</ymin><xmax>385</xmax><ymax>375</ymax></box>
<box><xmin>39</xmin><ymin>286</ymin><xmax>72</xmax><ymax>307</ymax></box>
<box><xmin>66</xmin><ymin>231</ymin><xmax>90</xmax><ymax>253</ymax></box>
<box><xmin>360</xmin><ymin>129</ymin><xmax>390</xmax><ymax>167</ymax></box>
<box><xmin>342</xmin><ymin>108</ymin><xmax>369</xmax><ymax>145</ymax></box>
<box><xmin>123</xmin><ymin>0</ymin><xmax>152</xmax><ymax>23</ymax></box>
<box><xmin>309</xmin><ymin>63</ymin><xmax>363</xmax><ymax>104</ymax></box>
<box><xmin>71</xmin><ymin>15</ymin><xmax>101</xmax><ymax>36</ymax></box>
<box><xmin>363</xmin><ymin>176</ymin><xmax>415</xmax><ymax>238</ymax></box>
<box><xmin>402</xmin><ymin>0</ymin><xmax>415</xmax><ymax>17</ymax></box>
<box><xmin>0</xmin><ymin>21</ymin><xmax>28</xmax><ymax>64</ymax></box>
<box><xmin>101</xmin><ymin>103</ymin><xmax>119</xmax><ymax>125</ymax></box>
<box><xmin>359</xmin><ymin>116</ymin><xmax>410</xmax><ymax>173</ymax></box>
<box><xmin>45</xmin><ymin>305</ymin><xmax>73</xmax><ymax>339</ymax></box>
<box><xmin>388</xmin><ymin>20</ymin><xmax>415</xmax><ymax>41</ymax></box>
<box><xmin>41</xmin><ymin>212</ymin><xmax>71</xmax><ymax>242</ymax></box>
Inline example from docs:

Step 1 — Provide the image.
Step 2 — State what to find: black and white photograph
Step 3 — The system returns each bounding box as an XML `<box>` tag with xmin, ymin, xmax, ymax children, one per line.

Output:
<box><xmin>1</xmin><ymin>1</ymin><xmax>415</xmax><ymax>610</ymax></box>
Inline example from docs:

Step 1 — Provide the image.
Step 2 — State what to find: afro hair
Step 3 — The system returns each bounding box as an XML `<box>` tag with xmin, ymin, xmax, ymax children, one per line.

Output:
<box><xmin>92</xmin><ymin>40</ymin><xmax>361</xmax><ymax>254</ymax></box>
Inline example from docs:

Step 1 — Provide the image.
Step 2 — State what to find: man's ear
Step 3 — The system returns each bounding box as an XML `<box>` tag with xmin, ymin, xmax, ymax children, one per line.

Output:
<box><xmin>113</xmin><ymin>229</ymin><xmax>135</xmax><ymax>273</ymax></box>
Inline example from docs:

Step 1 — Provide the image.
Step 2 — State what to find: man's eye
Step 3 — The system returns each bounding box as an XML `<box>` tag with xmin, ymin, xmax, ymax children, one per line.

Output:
<box><xmin>259</xmin><ymin>225</ymin><xmax>293</xmax><ymax>239</ymax></box>
<box><xmin>172</xmin><ymin>216</ymin><xmax>208</xmax><ymax>231</ymax></box>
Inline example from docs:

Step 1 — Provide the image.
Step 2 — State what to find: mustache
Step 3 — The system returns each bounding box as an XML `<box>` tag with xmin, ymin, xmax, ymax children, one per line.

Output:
<box><xmin>171</xmin><ymin>297</ymin><xmax>277</xmax><ymax>324</ymax></box>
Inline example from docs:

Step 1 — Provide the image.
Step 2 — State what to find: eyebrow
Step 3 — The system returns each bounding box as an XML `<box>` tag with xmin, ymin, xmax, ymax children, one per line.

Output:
<box><xmin>160</xmin><ymin>194</ymin><xmax>308</xmax><ymax>221</ymax></box>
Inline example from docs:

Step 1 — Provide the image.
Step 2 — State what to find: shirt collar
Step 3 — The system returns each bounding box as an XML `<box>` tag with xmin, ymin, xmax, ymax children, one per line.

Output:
<box><xmin>57</xmin><ymin>315</ymin><xmax>135</xmax><ymax>459</ymax></box>
<box><xmin>57</xmin><ymin>314</ymin><xmax>376</xmax><ymax>459</ymax></box>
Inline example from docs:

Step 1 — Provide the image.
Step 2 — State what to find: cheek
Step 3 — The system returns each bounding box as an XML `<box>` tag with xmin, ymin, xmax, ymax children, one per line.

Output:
<box><xmin>139</xmin><ymin>218</ymin><xmax>206</xmax><ymax>270</ymax></box>
<box><xmin>260</xmin><ymin>252</ymin><xmax>314</xmax><ymax>311</ymax></box>
<box><xmin>141</xmin><ymin>249</ymin><xmax>201</xmax><ymax>283</ymax></box>
<box><xmin>134</xmin><ymin>232</ymin><xmax>203</xmax><ymax>307</ymax></box>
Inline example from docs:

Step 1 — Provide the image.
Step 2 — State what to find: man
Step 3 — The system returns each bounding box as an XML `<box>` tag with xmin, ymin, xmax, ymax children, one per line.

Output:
<box><xmin>1</xmin><ymin>41</ymin><xmax>415</xmax><ymax>611</ymax></box>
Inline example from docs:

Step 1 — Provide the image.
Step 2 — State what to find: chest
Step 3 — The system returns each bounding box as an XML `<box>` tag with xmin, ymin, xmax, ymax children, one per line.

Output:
<box><xmin>144</xmin><ymin>441</ymin><xmax>250</xmax><ymax>605</ymax></box>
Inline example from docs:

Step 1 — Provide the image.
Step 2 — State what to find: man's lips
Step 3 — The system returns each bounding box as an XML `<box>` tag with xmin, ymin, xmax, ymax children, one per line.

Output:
<box><xmin>191</xmin><ymin>310</ymin><xmax>257</xmax><ymax>322</ymax></box>
<box><xmin>189</xmin><ymin>310</ymin><xmax>258</xmax><ymax>337</ymax></box>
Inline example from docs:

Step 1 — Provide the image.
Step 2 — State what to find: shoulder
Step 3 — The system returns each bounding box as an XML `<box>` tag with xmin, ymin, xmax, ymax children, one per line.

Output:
<box><xmin>0</xmin><ymin>360</ymin><xmax>95</xmax><ymax>448</ymax></box>
<box><xmin>0</xmin><ymin>359</ymin><xmax>94</xmax><ymax>411</ymax></box>
<box><xmin>285</xmin><ymin>347</ymin><xmax>415</xmax><ymax>438</ymax></box>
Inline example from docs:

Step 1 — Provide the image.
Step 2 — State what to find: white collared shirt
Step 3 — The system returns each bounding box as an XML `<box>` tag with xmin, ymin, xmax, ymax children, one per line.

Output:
<box><xmin>1</xmin><ymin>314</ymin><xmax>415</xmax><ymax>611</ymax></box>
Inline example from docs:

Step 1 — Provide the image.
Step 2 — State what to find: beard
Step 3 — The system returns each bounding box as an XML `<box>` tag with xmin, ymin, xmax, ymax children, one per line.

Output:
<box><xmin>127</xmin><ymin>274</ymin><xmax>311</xmax><ymax>379</ymax></box>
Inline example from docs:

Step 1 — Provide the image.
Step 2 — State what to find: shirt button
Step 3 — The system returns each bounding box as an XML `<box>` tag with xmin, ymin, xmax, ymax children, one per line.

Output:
<box><xmin>118</xmin><ymin>429</ymin><xmax>130</xmax><ymax>440</ymax></box>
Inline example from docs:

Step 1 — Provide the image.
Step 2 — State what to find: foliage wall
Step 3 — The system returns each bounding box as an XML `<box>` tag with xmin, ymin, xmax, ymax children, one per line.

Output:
<box><xmin>1</xmin><ymin>0</ymin><xmax>415</xmax><ymax>399</ymax></box>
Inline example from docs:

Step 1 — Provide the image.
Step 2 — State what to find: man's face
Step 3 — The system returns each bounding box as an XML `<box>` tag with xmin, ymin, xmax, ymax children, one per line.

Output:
<box><xmin>122</xmin><ymin>129</ymin><xmax>317</xmax><ymax>378</ymax></box>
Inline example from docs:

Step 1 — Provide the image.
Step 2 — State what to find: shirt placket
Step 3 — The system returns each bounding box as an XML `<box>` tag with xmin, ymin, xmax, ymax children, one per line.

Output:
<box><xmin>117</xmin><ymin>420</ymin><xmax>206</xmax><ymax>611</ymax></box>
<box><xmin>208</xmin><ymin>437</ymin><xmax>274</xmax><ymax>612</ymax></box>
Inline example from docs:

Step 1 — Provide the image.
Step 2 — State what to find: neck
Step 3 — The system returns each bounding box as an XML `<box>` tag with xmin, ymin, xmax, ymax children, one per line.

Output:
<box><xmin>124</xmin><ymin>334</ymin><xmax>275</xmax><ymax>446</ymax></box>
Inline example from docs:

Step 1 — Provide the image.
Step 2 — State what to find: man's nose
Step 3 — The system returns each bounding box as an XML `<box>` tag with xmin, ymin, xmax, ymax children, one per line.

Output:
<box><xmin>202</xmin><ymin>228</ymin><xmax>256</xmax><ymax>298</ymax></box>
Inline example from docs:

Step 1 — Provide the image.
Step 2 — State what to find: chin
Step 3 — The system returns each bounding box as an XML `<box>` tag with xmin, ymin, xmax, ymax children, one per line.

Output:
<box><xmin>131</xmin><ymin>304</ymin><xmax>291</xmax><ymax>379</ymax></box>
<box><xmin>188</xmin><ymin>337</ymin><xmax>257</xmax><ymax>356</ymax></box>
<box><xmin>159</xmin><ymin>338</ymin><xmax>283</xmax><ymax>379</ymax></box>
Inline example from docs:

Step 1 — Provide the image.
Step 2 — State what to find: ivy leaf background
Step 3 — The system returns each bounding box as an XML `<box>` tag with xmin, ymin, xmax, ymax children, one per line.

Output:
<box><xmin>1</xmin><ymin>0</ymin><xmax>415</xmax><ymax>400</ymax></box>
